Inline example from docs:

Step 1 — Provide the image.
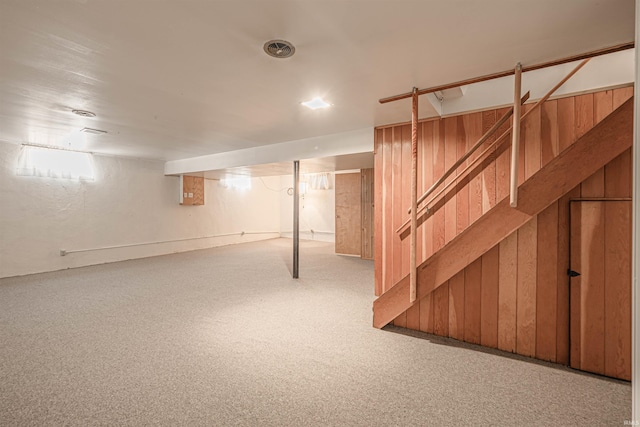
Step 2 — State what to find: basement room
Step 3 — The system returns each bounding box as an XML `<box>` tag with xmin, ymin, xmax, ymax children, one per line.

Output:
<box><xmin>0</xmin><ymin>0</ymin><xmax>638</xmax><ymax>425</ymax></box>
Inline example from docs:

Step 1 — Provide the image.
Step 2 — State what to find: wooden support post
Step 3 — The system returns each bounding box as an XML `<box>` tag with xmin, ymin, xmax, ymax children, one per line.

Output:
<box><xmin>293</xmin><ymin>160</ymin><xmax>300</xmax><ymax>279</ymax></box>
<box><xmin>410</xmin><ymin>88</ymin><xmax>418</xmax><ymax>303</ymax></box>
<box><xmin>510</xmin><ymin>63</ymin><xmax>522</xmax><ymax>208</ymax></box>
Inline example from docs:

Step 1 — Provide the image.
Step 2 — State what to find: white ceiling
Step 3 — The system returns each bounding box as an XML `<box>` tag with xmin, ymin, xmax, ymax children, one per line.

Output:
<box><xmin>0</xmin><ymin>0</ymin><xmax>635</xmax><ymax>163</ymax></box>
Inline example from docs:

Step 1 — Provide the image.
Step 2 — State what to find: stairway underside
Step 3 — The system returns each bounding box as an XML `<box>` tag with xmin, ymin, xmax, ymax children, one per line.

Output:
<box><xmin>373</xmin><ymin>97</ymin><xmax>634</xmax><ymax>329</ymax></box>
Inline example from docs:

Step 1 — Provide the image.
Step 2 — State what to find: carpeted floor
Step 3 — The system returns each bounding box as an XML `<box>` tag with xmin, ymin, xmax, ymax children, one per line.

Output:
<box><xmin>0</xmin><ymin>238</ymin><xmax>631</xmax><ymax>426</ymax></box>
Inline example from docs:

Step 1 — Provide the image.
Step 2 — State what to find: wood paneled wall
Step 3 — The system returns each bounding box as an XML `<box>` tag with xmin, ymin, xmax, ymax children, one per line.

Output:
<box><xmin>361</xmin><ymin>168</ymin><xmax>374</xmax><ymax>260</ymax></box>
<box><xmin>374</xmin><ymin>87</ymin><xmax>633</xmax><ymax>366</ymax></box>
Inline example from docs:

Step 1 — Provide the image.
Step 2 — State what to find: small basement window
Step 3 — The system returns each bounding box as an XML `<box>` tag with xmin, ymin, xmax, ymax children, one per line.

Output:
<box><xmin>16</xmin><ymin>145</ymin><xmax>94</xmax><ymax>181</ymax></box>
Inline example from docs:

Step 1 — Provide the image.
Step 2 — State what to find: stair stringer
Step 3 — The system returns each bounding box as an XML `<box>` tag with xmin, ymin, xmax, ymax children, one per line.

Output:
<box><xmin>373</xmin><ymin>97</ymin><xmax>634</xmax><ymax>329</ymax></box>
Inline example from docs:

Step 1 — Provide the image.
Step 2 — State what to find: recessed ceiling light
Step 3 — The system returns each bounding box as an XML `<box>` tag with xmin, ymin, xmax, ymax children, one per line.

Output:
<box><xmin>301</xmin><ymin>97</ymin><xmax>331</xmax><ymax>110</ymax></box>
<box><xmin>71</xmin><ymin>109</ymin><xmax>96</xmax><ymax>118</ymax></box>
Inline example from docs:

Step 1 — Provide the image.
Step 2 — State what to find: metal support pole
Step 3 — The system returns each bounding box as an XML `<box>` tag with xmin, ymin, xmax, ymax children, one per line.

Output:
<box><xmin>293</xmin><ymin>160</ymin><xmax>300</xmax><ymax>279</ymax></box>
<box><xmin>510</xmin><ymin>62</ymin><xmax>522</xmax><ymax>208</ymax></box>
<box><xmin>410</xmin><ymin>87</ymin><xmax>418</xmax><ymax>303</ymax></box>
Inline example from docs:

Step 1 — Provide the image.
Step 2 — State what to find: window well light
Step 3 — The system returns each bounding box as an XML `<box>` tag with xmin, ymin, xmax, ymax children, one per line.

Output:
<box><xmin>220</xmin><ymin>176</ymin><xmax>252</xmax><ymax>191</ymax></box>
<box><xmin>16</xmin><ymin>145</ymin><xmax>94</xmax><ymax>181</ymax></box>
<box><xmin>301</xmin><ymin>97</ymin><xmax>331</xmax><ymax>110</ymax></box>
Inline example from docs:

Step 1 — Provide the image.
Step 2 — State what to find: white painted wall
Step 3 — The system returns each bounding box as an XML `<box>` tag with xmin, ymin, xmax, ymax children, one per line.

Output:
<box><xmin>0</xmin><ymin>141</ymin><xmax>281</xmax><ymax>278</ymax></box>
<box><xmin>279</xmin><ymin>174</ymin><xmax>335</xmax><ymax>243</ymax></box>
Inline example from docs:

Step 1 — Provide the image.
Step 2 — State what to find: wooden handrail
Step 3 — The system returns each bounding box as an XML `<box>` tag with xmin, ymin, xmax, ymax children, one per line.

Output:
<box><xmin>396</xmin><ymin>58</ymin><xmax>591</xmax><ymax>234</ymax></box>
<box><xmin>379</xmin><ymin>42</ymin><xmax>633</xmax><ymax>104</ymax></box>
<box><xmin>408</xmin><ymin>91</ymin><xmax>530</xmax><ymax>214</ymax></box>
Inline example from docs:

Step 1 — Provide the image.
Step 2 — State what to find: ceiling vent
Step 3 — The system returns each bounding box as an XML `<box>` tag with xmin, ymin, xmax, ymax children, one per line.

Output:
<box><xmin>263</xmin><ymin>40</ymin><xmax>295</xmax><ymax>59</ymax></box>
<box><xmin>79</xmin><ymin>127</ymin><xmax>107</xmax><ymax>135</ymax></box>
<box><xmin>71</xmin><ymin>109</ymin><xmax>96</xmax><ymax>118</ymax></box>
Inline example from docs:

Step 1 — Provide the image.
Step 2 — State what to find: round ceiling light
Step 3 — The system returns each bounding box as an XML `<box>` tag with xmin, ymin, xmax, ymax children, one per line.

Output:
<box><xmin>71</xmin><ymin>109</ymin><xmax>96</xmax><ymax>118</ymax></box>
<box><xmin>263</xmin><ymin>40</ymin><xmax>295</xmax><ymax>59</ymax></box>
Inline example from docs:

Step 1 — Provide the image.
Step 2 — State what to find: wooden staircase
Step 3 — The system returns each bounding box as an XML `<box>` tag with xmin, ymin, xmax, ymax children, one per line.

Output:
<box><xmin>373</xmin><ymin>97</ymin><xmax>634</xmax><ymax>329</ymax></box>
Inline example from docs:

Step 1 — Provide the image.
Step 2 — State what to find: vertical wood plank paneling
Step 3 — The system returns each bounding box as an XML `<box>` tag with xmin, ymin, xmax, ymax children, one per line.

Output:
<box><xmin>498</xmin><ymin>231</ymin><xmax>518</xmax><ymax>352</ymax></box>
<box><xmin>464</xmin><ymin>258</ymin><xmax>482</xmax><ymax>344</ymax></box>
<box><xmin>523</xmin><ymin>103</ymin><xmax>541</xmax><ymax>180</ymax></box>
<box><xmin>433</xmin><ymin>121</ymin><xmax>446</xmax><ymax>252</ymax></box>
<box><xmin>540</xmin><ymin>100</ymin><xmax>558</xmax><ymax>167</ymax></box>
<box><xmin>557</xmin><ymin>186</ymin><xmax>579</xmax><ymax>365</ymax></box>
<box><xmin>374</xmin><ymin>130</ymin><xmax>383</xmax><ymax>295</ymax></box>
<box><xmin>516</xmin><ymin>218</ymin><xmax>537</xmax><ymax>357</ymax></box>
<box><xmin>373</xmin><ymin>89</ymin><xmax>632</xmax><ymax>377</ymax></box>
<box><xmin>398</xmin><ymin>126</ymin><xmax>413</xmax><ymax>329</ymax></box>
<box><xmin>579</xmin><ymin>202</ymin><xmax>606</xmax><ymax>375</ymax></box>
<box><xmin>394</xmin><ymin>312</ymin><xmax>407</xmax><ymax>327</ymax></box>
<box><xmin>536</xmin><ymin>202</ymin><xmax>558</xmax><ymax>362</ymax></box>
<box><xmin>605</xmin><ymin>149</ymin><xmax>632</xmax><ymax>198</ymax></box>
<box><xmin>419</xmin><ymin>293</ymin><xmax>434</xmax><ymax>334</ymax></box>
<box><xmin>495</xmin><ymin>107</ymin><xmax>512</xmax><ymax>202</ymax></box>
<box><xmin>444</xmin><ymin>117</ymin><xmax>458</xmax><ymax>244</ymax></box>
<box><xmin>481</xmin><ymin>245</ymin><xmax>500</xmax><ymax>348</ymax></box>
<box><xmin>517</xmin><ymin>104</ymin><xmax>529</xmax><ymax>185</ymax></box>
<box><xmin>449</xmin><ymin>271</ymin><xmax>465</xmax><ymax>341</ymax></box>
<box><xmin>455</xmin><ymin>117</ymin><xmax>469</xmax><ymax>236</ymax></box>
<box><xmin>604</xmin><ymin>202</ymin><xmax>632</xmax><ymax>380</ymax></box>
<box><xmin>612</xmin><ymin>86</ymin><xmax>634</xmax><ymax>110</ymax></box>
<box><xmin>416</xmin><ymin>123</ymin><xmax>424</xmax><ymax>264</ymax></box>
<box><xmin>575</xmin><ymin>93</ymin><xmax>594</xmax><ymax>139</ymax></box>
<box><xmin>401</xmin><ymin>125</ymin><xmax>411</xmax><ymax>278</ymax></box>
<box><xmin>481</xmin><ymin>110</ymin><xmax>497</xmax><ymax>213</ymax></box>
<box><xmin>582</xmin><ymin>168</ymin><xmax>605</xmax><ymax>198</ymax></box>
<box><xmin>417</xmin><ymin>122</ymin><xmax>433</xmax><ymax>334</ymax></box>
<box><xmin>602</xmin><ymin>131</ymin><xmax>631</xmax><ymax>379</ymax></box>
<box><xmin>382</xmin><ymin>128</ymin><xmax>393</xmax><ymax>293</ymax></box>
<box><xmin>433</xmin><ymin>283</ymin><xmax>449</xmax><ymax>336</ymax></box>
<box><xmin>593</xmin><ymin>90</ymin><xmax>613</xmax><ymax>126</ymax></box>
<box><xmin>576</xmin><ymin>94</ymin><xmax>603</xmax><ymax>198</ymax></box>
<box><xmin>557</xmin><ymin>97</ymin><xmax>575</xmax><ymax>153</ymax></box>
<box><xmin>361</xmin><ymin>168</ymin><xmax>374</xmax><ymax>260</ymax></box>
<box><xmin>406</xmin><ymin>304</ymin><xmax>420</xmax><ymax>330</ymax></box>
<box><xmin>569</xmin><ymin>202</ymin><xmax>582</xmax><ymax>370</ymax></box>
<box><xmin>580</xmin><ymin>91</ymin><xmax>614</xmax><ymax>198</ymax></box>
<box><xmin>391</xmin><ymin>127</ymin><xmax>403</xmax><ymax>285</ymax></box>
<box><xmin>467</xmin><ymin>113</ymin><xmax>484</xmax><ymax>225</ymax></box>
<box><xmin>422</xmin><ymin>121</ymin><xmax>435</xmax><ymax>262</ymax></box>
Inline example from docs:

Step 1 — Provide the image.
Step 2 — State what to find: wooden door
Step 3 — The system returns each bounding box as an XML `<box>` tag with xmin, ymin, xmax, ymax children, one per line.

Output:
<box><xmin>569</xmin><ymin>201</ymin><xmax>631</xmax><ymax>380</ymax></box>
<box><xmin>335</xmin><ymin>173</ymin><xmax>361</xmax><ymax>256</ymax></box>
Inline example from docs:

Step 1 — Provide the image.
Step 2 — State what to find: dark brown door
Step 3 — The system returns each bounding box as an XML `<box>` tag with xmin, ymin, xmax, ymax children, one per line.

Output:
<box><xmin>569</xmin><ymin>201</ymin><xmax>631</xmax><ymax>380</ymax></box>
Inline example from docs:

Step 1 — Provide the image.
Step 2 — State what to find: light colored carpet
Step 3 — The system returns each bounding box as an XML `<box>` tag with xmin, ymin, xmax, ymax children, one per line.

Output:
<box><xmin>0</xmin><ymin>238</ymin><xmax>631</xmax><ymax>426</ymax></box>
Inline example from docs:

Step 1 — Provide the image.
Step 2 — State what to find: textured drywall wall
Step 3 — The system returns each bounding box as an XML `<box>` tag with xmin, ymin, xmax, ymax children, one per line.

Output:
<box><xmin>279</xmin><ymin>174</ymin><xmax>336</xmax><ymax>243</ymax></box>
<box><xmin>0</xmin><ymin>142</ymin><xmax>281</xmax><ymax>278</ymax></box>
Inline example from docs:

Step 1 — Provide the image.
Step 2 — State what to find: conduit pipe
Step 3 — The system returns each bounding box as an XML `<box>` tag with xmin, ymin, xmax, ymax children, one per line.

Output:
<box><xmin>59</xmin><ymin>231</ymin><xmax>279</xmax><ymax>256</ymax></box>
